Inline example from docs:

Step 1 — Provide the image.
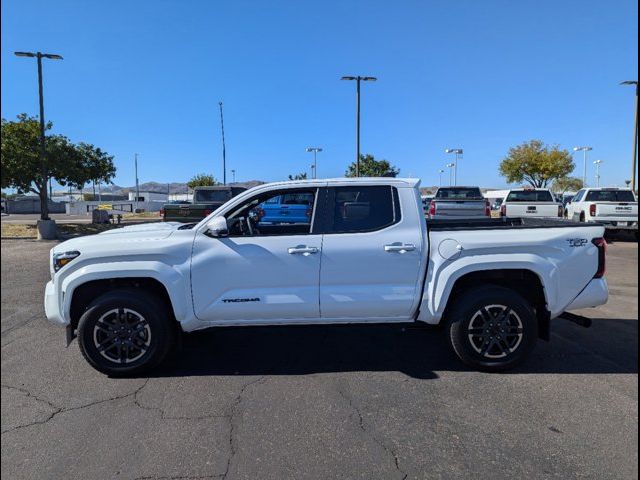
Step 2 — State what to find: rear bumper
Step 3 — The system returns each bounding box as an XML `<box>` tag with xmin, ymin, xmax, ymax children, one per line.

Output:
<box><xmin>44</xmin><ymin>281</ymin><xmax>68</xmax><ymax>326</ymax></box>
<box><xmin>590</xmin><ymin>219</ymin><xmax>637</xmax><ymax>230</ymax></box>
<box><xmin>565</xmin><ymin>278</ymin><xmax>609</xmax><ymax>311</ymax></box>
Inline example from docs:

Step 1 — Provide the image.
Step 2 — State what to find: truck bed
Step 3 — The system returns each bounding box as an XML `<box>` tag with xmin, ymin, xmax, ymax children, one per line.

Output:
<box><xmin>427</xmin><ymin>217</ymin><xmax>601</xmax><ymax>231</ymax></box>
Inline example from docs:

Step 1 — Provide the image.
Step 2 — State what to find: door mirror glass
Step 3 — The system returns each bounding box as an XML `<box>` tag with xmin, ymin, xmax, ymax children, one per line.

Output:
<box><xmin>205</xmin><ymin>216</ymin><xmax>229</xmax><ymax>237</ymax></box>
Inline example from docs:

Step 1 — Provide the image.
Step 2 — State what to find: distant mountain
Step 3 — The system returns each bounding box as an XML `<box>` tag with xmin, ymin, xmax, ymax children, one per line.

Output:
<box><xmin>68</xmin><ymin>180</ymin><xmax>265</xmax><ymax>196</ymax></box>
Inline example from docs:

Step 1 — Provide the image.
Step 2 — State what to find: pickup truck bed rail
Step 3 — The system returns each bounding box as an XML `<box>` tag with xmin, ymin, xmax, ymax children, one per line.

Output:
<box><xmin>427</xmin><ymin>217</ymin><xmax>603</xmax><ymax>231</ymax></box>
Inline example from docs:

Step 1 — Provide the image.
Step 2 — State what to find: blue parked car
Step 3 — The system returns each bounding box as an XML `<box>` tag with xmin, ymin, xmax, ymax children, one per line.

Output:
<box><xmin>257</xmin><ymin>192</ymin><xmax>313</xmax><ymax>224</ymax></box>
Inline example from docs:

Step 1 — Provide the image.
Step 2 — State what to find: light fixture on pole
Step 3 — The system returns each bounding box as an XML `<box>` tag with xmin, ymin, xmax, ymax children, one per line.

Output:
<box><xmin>573</xmin><ymin>146</ymin><xmax>593</xmax><ymax>187</ymax></box>
<box><xmin>341</xmin><ymin>75</ymin><xmax>377</xmax><ymax>177</ymax></box>
<box><xmin>620</xmin><ymin>81</ymin><xmax>638</xmax><ymax>192</ymax></box>
<box><xmin>593</xmin><ymin>160</ymin><xmax>603</xmax><ymax>187</ymax></box>
<box><xmin>446</xmin><ymin>163</ymin><xmax>455</xmax><ymax>186</ymax></box>
<box><xmin>305</xmin><ymin>147</ymin><xmax>323</xmax><ymax>179</ymax></box>
<box><xmin>14</xmin><ymin>51</ymin><xmax>63</xmax><ymax>235</ymax></box>
<box><xmin>445</xmin><ymin>148</ymin><xmax>463</xmax><ymax>185</ymax></box>
<box><xmin>438</xmin><ymin>169</ymin><xmax>445</xmax><ymax>187</ymax></box>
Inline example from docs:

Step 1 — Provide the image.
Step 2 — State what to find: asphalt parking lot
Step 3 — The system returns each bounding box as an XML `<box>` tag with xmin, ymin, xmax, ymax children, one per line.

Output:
<box><xmin>1</xmin><ymin>238</ymin><xmax>637</xmax><ymax>480</ymax></box>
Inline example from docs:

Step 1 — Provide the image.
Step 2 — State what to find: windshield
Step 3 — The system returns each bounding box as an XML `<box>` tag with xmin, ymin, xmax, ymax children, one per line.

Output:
<box><xmin>435</xmin><ymin>187</ymin><xmax>483</xmax><ymax>199</ymax></box>
<box><xmin>585</xmin><ymin>190</ymin><xmax>637</xmax><ymax>202</ymax></box>
<box><xmin>506</xmin><ymin>190</ymin><xmax>554</xmax><ymax>202</ymax></box>
<box><xmin>194</xmin><ymin>189</ymin><xmax>232</xmax><ymax>202</ymax></box>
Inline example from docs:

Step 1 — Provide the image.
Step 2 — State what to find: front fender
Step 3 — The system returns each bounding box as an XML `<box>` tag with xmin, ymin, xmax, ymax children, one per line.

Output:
<box><xmin>59</xmin><ymin>261</ymin><xmax>193</xmax><ymax>325</ymax></box>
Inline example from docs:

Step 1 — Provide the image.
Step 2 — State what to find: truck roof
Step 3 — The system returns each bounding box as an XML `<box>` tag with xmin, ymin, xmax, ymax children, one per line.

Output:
<box><xmin>258</xmin><ymin>177</ymin><xmax>422</xmax><ymax>189</ymax></box>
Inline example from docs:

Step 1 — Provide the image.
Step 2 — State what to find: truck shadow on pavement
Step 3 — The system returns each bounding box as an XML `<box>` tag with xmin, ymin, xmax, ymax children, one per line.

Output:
<box><xmin>145</xmin><ymin>317</ymin><xmax>638</xmax><ymax>379</ymax></box>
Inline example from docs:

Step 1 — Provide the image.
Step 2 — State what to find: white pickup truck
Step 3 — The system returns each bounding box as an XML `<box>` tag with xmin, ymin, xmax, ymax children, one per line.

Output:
<box><xmin>566</xmin><ymin>188</ymin><xmax>638</xmax><ymax>235</ymax></box>
<box><xmin>45</xmin><ymin>178</ymin><xmax>609</xmax><ymax>376</ymax></box>
<box><xmin>500</xmin><ymin>188</ymin><xmax>563</xmax><ymax>219</ymax></box>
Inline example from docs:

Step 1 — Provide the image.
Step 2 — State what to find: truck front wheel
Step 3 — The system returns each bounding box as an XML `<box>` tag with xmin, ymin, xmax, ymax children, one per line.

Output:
<box><xmin>446</xmin><ymin>286</ymin><xmax>537</xmax><ymax>372</ymax></box>
<box><xmin>77</xmin><ymin>290</ymin><xmax>174</xmax><ymax>376</ymax></box>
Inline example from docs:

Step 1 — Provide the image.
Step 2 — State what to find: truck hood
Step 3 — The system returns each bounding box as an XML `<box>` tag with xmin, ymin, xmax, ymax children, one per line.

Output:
<box><xmin>53</xmin><ymin>222</ymin><xmax>184</xmax><ymax>253</ymax></box>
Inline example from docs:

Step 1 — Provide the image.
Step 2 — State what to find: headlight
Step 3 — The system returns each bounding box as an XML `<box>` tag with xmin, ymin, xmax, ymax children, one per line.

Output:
<box><xmin>53</xmin><ymin>251</ymin><xmax>80</xmax><ymax>272</ymax></box>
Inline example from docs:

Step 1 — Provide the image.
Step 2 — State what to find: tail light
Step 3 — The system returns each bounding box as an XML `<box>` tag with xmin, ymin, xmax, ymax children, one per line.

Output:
<box><xmin>589</xmin><ymin>203</ymin><xmax>597</xmax><ymax>217</ymax></box>
<box><xmin>428</xmin><ymin>201</ymin><xmax>436</xmax><ymax>217</ymax></box>
<box><xmin>159</xmin><ymin>208</ymin><xmax>164</xmax><ymax>217</ymax></box>
<box><xmin>485</xmin><ymin>200</ymin><xmax>491</xmax><ymax>217</ymax></box>
<box><xmin>592</xmin><ymin>237</ymin><xmax>607</xmax><ymax>278</ymax></box>
<box><xmin>500</xmin><ymin>204</ymin><xmax>507</xmax><ymax>217</ymax></box>
<box><xmin>203</xmin><ymin>209</ymin><xmax>213</xmax><ymax>216</ymax></box>
<box><xmin>558</xmin><ymin>205</ymin><xmax>563</xmax><ymax>218</ymax></box>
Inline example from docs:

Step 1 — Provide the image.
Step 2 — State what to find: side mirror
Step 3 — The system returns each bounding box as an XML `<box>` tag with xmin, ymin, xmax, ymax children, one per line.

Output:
<box><xmin>205</xmin><ymin>216</ymin><xmax>229</xmax><ymax>237</ymax></box>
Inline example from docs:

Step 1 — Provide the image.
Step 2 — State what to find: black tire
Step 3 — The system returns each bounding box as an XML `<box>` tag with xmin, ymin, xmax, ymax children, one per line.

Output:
<box><xmin>446</xmin><ymin>285</ymin><xmax>537</xmax><ymax>372</ymax></box>
<box><xmin>77</xmin><ymin>289</ymin><xmax>174</xmax><ymax>376</ymax></box>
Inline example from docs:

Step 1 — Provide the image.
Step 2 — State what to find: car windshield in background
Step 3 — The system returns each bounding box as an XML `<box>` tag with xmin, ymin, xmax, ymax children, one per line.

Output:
<box><xmin>585</xmin><ymin>190</ymin><xmax>637</xmax><ymax>202</ymax></box>
<box><xmin>435</xmin><ymin>188</ymin><xmax>483</xmax><ymax>199</ymax></box>
<box><xmin>195</xmin><ymin>190</ymin><xmax>232</xmax><ymax>202</ymax></box>
<box><xmin>506</xmin><ymin>190</ymin><xmax>554</xmax><ymax>202</ymax></box>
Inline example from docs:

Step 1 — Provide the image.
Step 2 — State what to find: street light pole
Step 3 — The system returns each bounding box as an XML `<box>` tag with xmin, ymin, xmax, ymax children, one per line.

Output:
<box><xmin>573</xmin><ymin>146</ymin><xmax>593</xmax><ymax>187</ymax></box>
<box><xmin>14</xmin><ymin>51</ymin><xmax>63</xmax><ymax>222</ymax></box>
<box><xmin>305</xmin><ymin>147</ymin><xmax>323</xmax><ymax>179</ymax></box>
<box><xmin>446</xmin><ymin>163</ymin><xmax>455</xmax><ymax>186</ymax></box>
<box><xmin>219</xmin><ymin>102</ymin><xmax>227</xmax><ymax>185</ymax></box>
<box><xmin>593</xmin><ymin>160</ymin><xmax>603</xmax><ymax>187</ymax></box>
<box><xmin>134</xmin><ymin>153</ymin><xmax>140</xmax><ymax>211</ymax></box>
<box><xmin>438</xmin><ymin>169</ymin><xmax>445</xmax><ymax>187</ymax></box>
<box><xmin>445</xmin><ymin>149</ymin><xmax>463</xmax><ymax>186</ymax></box>
<box><xmin>621</xmin><ymin>81</ymin><xmax>638</xmax><ymax>192</ymax></box>
<box><xmin>231</xmin><ymin>169</ymin><xmax>236</xmax><ymax>183</ymax></box>
<box><xmin>341</xmin><ymin>76</ymin><xmax>377</xmax><ymax>176</ymax></box>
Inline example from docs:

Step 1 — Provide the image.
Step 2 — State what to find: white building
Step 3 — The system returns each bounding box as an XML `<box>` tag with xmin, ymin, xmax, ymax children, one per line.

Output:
<box><xmin>128</xmin><ymin>191</ymin><xmax>168</xmax><ymax>203</ymax></box>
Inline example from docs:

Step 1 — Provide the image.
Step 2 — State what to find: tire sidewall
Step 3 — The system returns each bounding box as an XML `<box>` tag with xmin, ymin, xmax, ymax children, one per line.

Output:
<box><xmin>77</xmin><ymin>291</ymin><xmax>171</xmax><ymax>376</ymax></box>
<box><xmin>448</xmin><ymin>286</ymin><xmax>537</xmax><ymax>371</ymax></box>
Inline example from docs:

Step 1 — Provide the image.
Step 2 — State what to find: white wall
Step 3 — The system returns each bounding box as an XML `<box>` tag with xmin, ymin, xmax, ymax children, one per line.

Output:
<box><xmin>66</xmin><ymin>200</ymin><xmax>164</xmax><ymax>215</ymax></box>
<box><xmin>128</xmin><ymin>191</ymin><xmax>168</xmax><ymax>202</ymax></box>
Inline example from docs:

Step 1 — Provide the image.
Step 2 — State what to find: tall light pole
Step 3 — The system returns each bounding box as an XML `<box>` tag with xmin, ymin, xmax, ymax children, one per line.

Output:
<box><xmin>446</xmin><ymin>163</ymin><xmax>455</xmax><ymax>186</ymax></box>
<box><xmin>621</xmin><ymin>81</ymin><xmax>638</xmax><ymax>192</ymax></box>
<box><xmin>438</xmin><ymin>169</ymin><xmax>445</xmax><ymax>187</ymax></box>
<box><xmin>219</xmin><ymin>102</ymin><xmax>227</xmax><ymax>185</ymax></box>
<box><xmin>593</xmin><ymin>160</ymin><xmax>603</xmax><ymax>187</ymax></box>
<box><xmin>134</xmin><ymin>153</ymin><xmax>140</xmax><ymax>211</ymax></box>
<box><xmin>573</xmin><ymin>146</ymin><xmax>593</xmax><ymax>187</ymax></box>
<box><xmin>14</xmin><ymin>51</ymin><xmax>63</xmax><ymax>224</ymax></box>
<box><xmin>305</xmin><ymin>147</ymin><xmax>323</xmax><ymax>179</ymax></box>
<box><xmin>445</xmin><ymin>148</ymin><xmax>463</xmax><ymax>185</ymax></box>
<box><xmin>231</xmin><ymin>169</ymin><xmax>236</xmax><ymax>183</ymax></box>
<box><xmin>341</xmin><ymin>76</ymin><xmax>377</xmax><ymax>177</ymax></box>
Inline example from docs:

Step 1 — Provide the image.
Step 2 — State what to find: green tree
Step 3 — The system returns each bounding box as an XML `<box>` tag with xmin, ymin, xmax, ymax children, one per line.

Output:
<box><xmin>499</xmin><ymin>140</ymin><xmax>574</xmax><ymax>188</ymax></box>
<box><xmin>1</xmin><ymin>114</ymin><xmax>117</xmax><ymax>219</ymax></box>
<box><xmin>288</xmin><ymin>172</ymin><xmax>308</xmax><ymax>180</ymax></box>
<box><xmin>187</xmin><ymin>173</ymin><xmax>218</xmax><ymax>190</ymax></box>
<box><xmin>552</xmin><ymin>176</ymin><xmax>583</xmax><ymax>194</ymax></box>
<box><xmin>345</xmin><ymin>154</ymin><xmax>400</xmax><ymax>178</ymax></box>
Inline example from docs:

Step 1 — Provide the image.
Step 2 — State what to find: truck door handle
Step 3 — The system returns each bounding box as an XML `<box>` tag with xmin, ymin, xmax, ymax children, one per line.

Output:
<box><xmin>384</xmin><ymin>243</ymin><xmax>416</xmax><ymax>253</ymax></box>
<box><xmin>288</xmin><ymin>246</ymin><xmax>319</xmax><ymax>255</ymax></box>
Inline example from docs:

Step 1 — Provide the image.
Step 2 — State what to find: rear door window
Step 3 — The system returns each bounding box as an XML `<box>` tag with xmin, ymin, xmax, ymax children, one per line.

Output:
<box><xmin>326</xmin><ymin>186</ymin><xmax>401</xmax><ymax>234</ymax></box>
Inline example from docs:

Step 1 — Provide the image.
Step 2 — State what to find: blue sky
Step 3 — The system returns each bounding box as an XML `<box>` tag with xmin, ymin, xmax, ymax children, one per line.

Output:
<box><xmin>1</xmin><ymin>0</ymin><xmax>638</xmax><ymax>189</ymax></box>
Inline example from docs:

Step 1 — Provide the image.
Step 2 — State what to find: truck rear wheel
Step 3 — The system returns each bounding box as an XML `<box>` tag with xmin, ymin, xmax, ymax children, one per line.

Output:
<box><xmin>446</xmin><ymin>286</ymin><xmax>537</xmax><ymax>371</ymax></box>
<box><xmin>77</xmin><ymin>290</ymin><xmax>174</xmax><ymax>376</ymax></box>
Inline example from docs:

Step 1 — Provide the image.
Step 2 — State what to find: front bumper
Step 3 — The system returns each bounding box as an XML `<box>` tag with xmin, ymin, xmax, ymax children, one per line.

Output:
<box><xmin>44</xmin><ymin>280</ymin><xmax>68</xmax><ymax>326</ymax></box>
<box><xmin>565</xmin><ymin>278</ymin><xmax>609</xmax><ymax>311</ymax></box>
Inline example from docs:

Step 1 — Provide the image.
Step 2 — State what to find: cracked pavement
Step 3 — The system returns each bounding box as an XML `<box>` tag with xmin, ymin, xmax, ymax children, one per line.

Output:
<box><xmin>1</xmin><ymin>238</ymin><xmax>638</xmax><ymax>479</ymax></box>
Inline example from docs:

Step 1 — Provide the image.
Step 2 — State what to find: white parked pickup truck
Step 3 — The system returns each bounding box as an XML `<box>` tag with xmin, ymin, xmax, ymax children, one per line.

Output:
<box><xmin>500</xmin><ymin>188</ymin><xmax>563</xmax><ymax>219</ymax></box>
<box><xmin>566</xmin><ymin>188</ymin><xmax>638</xmax><ymax>235</ymax></box>
<box><xmin>45</xmin><ymin>178</ymin><xmax>609</xmax><ymax>376</ymax></box>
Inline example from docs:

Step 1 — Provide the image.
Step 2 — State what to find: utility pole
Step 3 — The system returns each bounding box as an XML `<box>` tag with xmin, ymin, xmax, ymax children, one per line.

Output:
<box><xmin>341</xmin><ymin>76</ymin><xmax>377</xmax><ymax>176</ymax></box>
<box><xmin>621</xmin><ymin>81</ymin><xmax>638</xmax><ymax>192</ymax></box>
<box><xmin>135</xmin><ymin>153</ymin><xmax>140</xmax><ymax>211</ymax></box>
<box><xmin>14</xmin><ymin>51</ymin><xmax>63</xmax><ymax>228</ymax></box>
<box><xmin>219</xmin><ymin>102</ymin><xmax>227</xmax><ymax>185</ymax></box>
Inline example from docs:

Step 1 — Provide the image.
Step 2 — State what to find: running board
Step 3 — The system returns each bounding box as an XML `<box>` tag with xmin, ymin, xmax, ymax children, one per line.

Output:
<box><xmin>558</xmin><ymin>312</ymin><xmax>592</xmax><ymax>328</ymax></box>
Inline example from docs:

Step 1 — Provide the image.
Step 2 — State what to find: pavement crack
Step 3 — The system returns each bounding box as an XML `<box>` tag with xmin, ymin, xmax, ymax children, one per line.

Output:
<box><xmin>1</xmin><ymin>380</ymin><xmax>149</xmax><ymax>434</ymax></box>
<box><xmin>336</xmin><ymin>384</ymin><xmax>408</xmax><ymax>480</ymax></box>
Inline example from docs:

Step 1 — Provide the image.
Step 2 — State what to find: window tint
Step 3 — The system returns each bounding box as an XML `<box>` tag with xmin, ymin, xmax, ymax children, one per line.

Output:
<box><xmin>585</xmin><ymin>190</ymin><xmax>637</xmax><ymax>202</ymax></box>
<box><xmin>505</xmin><ymin>190</ymin><xmax>554</xmax><ymax>202</ymax></box>
<box><xmin>328</xmin><ymin>186</ymin><xmax>400</xmax><ymax>233</ymax></box>
<box><xmin>435</xmin><ymin>187</ymin><xmax>483</xmax><ymax>199</ymax></box>
<box><xmin>225</xmin><ymin>189</ymin><xmax>316</xmax><ymax>236</ymax></box>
